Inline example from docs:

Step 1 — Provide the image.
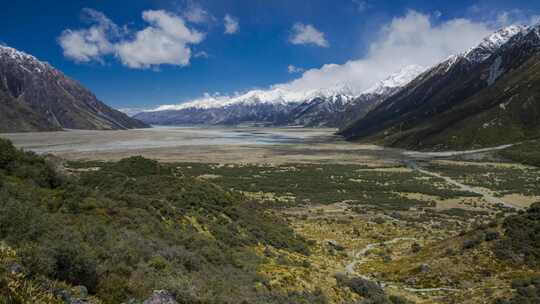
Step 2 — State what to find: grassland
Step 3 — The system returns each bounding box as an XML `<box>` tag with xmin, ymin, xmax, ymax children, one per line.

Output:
<box><xmin>2</xmin><ymin>132</ymin><xmax>540</xmax><ymax>303</ymax></box>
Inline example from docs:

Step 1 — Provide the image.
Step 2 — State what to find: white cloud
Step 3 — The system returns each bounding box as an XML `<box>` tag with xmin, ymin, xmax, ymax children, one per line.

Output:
<box><xmin>467</xmin><ymin>5</ymin><xmax>540</xmax><ymax>28</ymax></box>
<box><xmin>150</xmin><ymin>10</ymin><xmax>501</xmax><ymax>110</ymax></box>
<box><xmin>117</xmin><ymin>107</ymin><xmax>150</xmax><ymax>116</ymax></box>
<box><xmin>352</xmin><ymin>0</ymin><xmax>368</xmax><ymax>13</ymax></box>
<box><xmin>116</xmin><ymin>10</ymin><xmax>205</xmax><ymax>69</ymax></box>
<box><xmin>224</xmin><ymin>14</ymin><xmax>239</xmax><ymax>34</ymax></box>
<box><xmin>59</xmin><ymin>9</ymin><xmax>205</xmax><ymax>69</ymax></box>
<box><xmin>289</xmin><ymin>23</ymin><xmax>329</xmax><ymax>47</ymax></box>
<box><xmin>277</xmin><ymin>10</ymin><xmax>492</xmax><ymax>93</ymax></box>
<box><xmin>287</xmin><ymin>65</ymin><xmax>304</xmax><ymax>74</ymax></box>
<box><xmin>183</xmin><ymin>2</ymin><xmax>214</xmax><ymax>24</ymax></box>
<box><xmin>496</xmin><ymin>10</ymin><xmax>540</xmax><ymax>27</ymax></box>
<box><xmin>58</xmin><ymin>8</ymin><xmax>118</xmax><ymax>62</ymax></box>
<box><xmin>194</xmin><ymin>51</ymin><xmax>209</xmax><ymax>58</ymax></box>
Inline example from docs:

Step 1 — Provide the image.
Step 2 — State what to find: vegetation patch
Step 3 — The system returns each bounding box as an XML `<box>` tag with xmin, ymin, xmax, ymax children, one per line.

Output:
<box><xmin>0</xmin><ymin>139</ymin><xmax>316</xmax><ymax>303</ymax></box>
<box><xmin>498</xmin><ymin>140</ymin><xmax>540</xmax><ymax>167</ymax></box>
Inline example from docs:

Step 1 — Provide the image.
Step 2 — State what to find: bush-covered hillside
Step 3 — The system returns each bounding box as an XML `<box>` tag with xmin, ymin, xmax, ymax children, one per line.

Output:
<box><xmin>498</xmin><ymin>141</ymin><xmax>540</xmax><ymax>167</ymax></box>
<box><xmin>0</xmin><ymin>139</ymin><xmax>316</xmax><ymax>303</ymax></box>
<box><xmin>496</xmin><ymin>202</ymin><xmax>540</xmax><ymax>265</ymax></box>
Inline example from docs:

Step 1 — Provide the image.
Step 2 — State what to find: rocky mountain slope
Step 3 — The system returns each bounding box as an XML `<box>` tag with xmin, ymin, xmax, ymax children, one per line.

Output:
<box><xmin>135</xmin><ymin>66</ymin><xmax>424</xmax><ymax>128</ymax></box>
<box><xmin>0</xmin><ymin>45</ymin><xmax>148</xmax><ymax>132</ymax></box>
<box><xmin>339</xmin><ymin>25</ymin><xmax>540</xmax><ymax>150</ymax></box>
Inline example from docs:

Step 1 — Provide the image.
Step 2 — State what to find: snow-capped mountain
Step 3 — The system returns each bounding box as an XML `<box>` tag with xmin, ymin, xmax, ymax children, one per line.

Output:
<box><xmin>339</xmin><ymin>23</ymin><xmax>540</xmax><ymax>149</ymax></box>
<box><xmin>433</xmin><ymin>25</ymin><xmax>527</xmax><ymax>76</ymax></box>
<box><xmin>136</xmin><ymin>25</ymin><xmax>530</xmax><ymax>130</ymax></box>
<box><xmin>135</xmin><ymin>65</ymin><xmax>425</xmax><ymax>127</ymax></box>
<box><xmin>362</xmin><ymin>65</ymin><xmax>426</xmax><ymax>96</ymax></box>
<box><xmin>463</xmin><ymin>25</ymin><xmax>526</xmax><ymax>63</ymax></box>
<box><xmin>0</xmin><ymin>45</ymin><xmax>148</xmax><ymax>132</ymax></box>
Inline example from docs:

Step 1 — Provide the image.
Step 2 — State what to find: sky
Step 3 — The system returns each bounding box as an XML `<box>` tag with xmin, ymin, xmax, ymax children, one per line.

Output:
<box><xmin>1</xmin><ymin>0</ymin><xmax>540</xmax><ymax>112</ymax></box>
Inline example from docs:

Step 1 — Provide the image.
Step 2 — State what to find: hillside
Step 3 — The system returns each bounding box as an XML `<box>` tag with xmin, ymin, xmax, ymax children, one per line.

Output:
<box><xmin>339</xmin><ymin>25</ymin><xmax>540</xmax><ymax>150</ymax></box>
<box><xmin>0</xmin><ymin>46</ymin><xmax>148</xmax><ymax>132</ymax></box>
<box><xmin>0</xmin><ymin>138</ymin><xmax>320</xmax><ymax>303</ymax></box>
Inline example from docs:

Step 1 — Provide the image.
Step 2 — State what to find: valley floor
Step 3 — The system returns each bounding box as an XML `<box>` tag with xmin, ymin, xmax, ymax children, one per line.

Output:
<box><xmin>0</xmin><ymin>127</ymin><xmax>402</xmax><ymax>165</ymax></box>
<box><xmin>2</xmin><ymin>127</ymin><xmax>539</xmax><ymax>303</ymax></box>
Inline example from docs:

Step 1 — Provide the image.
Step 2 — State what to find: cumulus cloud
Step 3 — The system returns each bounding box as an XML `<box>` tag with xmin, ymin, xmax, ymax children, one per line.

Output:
<box><xmin>289</xmin><ymin>23</ymin><xmax>329</xmax><ymax>47</ymax></box>
<box><xmin>59</xmin><ymin>9</ymin><xmax>205</xmax><ymax>69</ymax></box>
<box><xmin>116</xmin><ymin>10</ymin><xmax>205</xmax><ymax>69</ymax></box>
<box><xmin>287</xmin><ymin>65</ymin><xmax>304</xmax><ymax>74</ymax></box>
<box><xmin>183</xmin><ymin>2</ymin><xmax>214</xmax><ymax>24</ymax></box>
<box><xmin>58</xmin><ymin>8</ymin><xmax>118</xmax><ymax>62</ymax></box>
<box><xmin>224</xmin><ymin>14</ymin><xmax>239</xmax><ymax>34</ymax></box>
<box><xmin>277</xmin><ymin>10</ymin><xmax>492</xmax><ymax>93</ymax></box>
<box><xmin>496</xmin><ymin>10</ymin><xmax>540</xmax><ymax>27</ymax></box>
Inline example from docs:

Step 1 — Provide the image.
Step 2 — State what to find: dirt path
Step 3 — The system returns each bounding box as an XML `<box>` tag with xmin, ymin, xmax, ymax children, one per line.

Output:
<box><xmin>345</xmin><ymin>237</ymin><xmax>417</xmax><ymax>277</ymax></box>
<box><xmin>344</xmin><ymin>237</ymin><xmax>460</xmax><ymax>293</ymax></box>
<box><xmin>402</xmin><ymin>144</ymin><xmax>514</xmax><ymax>158</ymax></box>
<box><xmin>403</xmin><ymin>160</ymin><xmax>519</xmax><ymax>209</ymax></box>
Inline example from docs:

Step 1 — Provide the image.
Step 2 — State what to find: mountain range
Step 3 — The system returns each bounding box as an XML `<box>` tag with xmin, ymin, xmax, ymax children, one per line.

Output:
<box><xmin>2</xmin><ymin>22</ymin><xmax>540</xmax><ymax>151</ymax></box>
<box><xmin>134</xmin><ymin>65</ymin><xmax>425</xmax><ymax>128</ymax></box>
<box><xmin>135</xmin><ymin>23</ymin><xmax>540</xmax><ymax>151</ymax></box>
<box><xmin>339</xmin><ymin>24</ymin><xmax>540</xmax><ymax>150</ymax></box>
<box><xmin>0</xmin><ymin>45</ymin><xmax>147</xmax><ymax>132</ymax></box>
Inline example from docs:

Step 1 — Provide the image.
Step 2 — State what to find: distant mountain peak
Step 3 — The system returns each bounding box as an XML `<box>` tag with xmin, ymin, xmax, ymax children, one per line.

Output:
<box><xmin>0</xmin><ymin>45</ymin><xmax>51</xmax><ymax>73</ymax></box>
<box><xmin>363</xmin><ymin>65</ymin><xmax>426</xmax><ymax>96</ymax></box>
<box><xmin>464</xmin><ymin>25</ymin><xmax>527</xmax><ymax>64</ymax></box>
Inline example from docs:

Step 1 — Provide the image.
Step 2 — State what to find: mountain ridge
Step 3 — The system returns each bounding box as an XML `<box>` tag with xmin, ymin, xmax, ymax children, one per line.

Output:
<box><xmin>0</xmin><ymin>45</ymin><xmax>148</xmax><ymax>132</ymax></box>
<box><xmin>338</xmin><ymin>24</ymin><xmax>540</xmax><ymax>150</ymax></box>
<box><xmin>134</xmin><ymin>65</ymin><xmax>425</xmax><ymax>127</ymax></box>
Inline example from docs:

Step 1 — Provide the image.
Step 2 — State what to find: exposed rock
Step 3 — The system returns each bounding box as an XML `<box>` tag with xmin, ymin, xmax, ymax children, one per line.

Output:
<box><xmin>418</xmin><ymin>263</ymin><xmax>431</xmax><ymax>274</ymax></box>
<box><xmin>7</xmin><ymin>262</ymin><xmax>24</xmax><ymax>275</ymax></box>
<box><xmin>142</xmin><ymin>290</ymin><xmax>178</xmax><ymax>304</ymax></box>
<box><xmin>327</xmin><ymin>240</ymin><xmax>345</xmax><ymax>251</ymax></box>
<box><xmin>72</xmin><ymin>285</ymin><xmax>88</xmax><ymax>299</ymax></box>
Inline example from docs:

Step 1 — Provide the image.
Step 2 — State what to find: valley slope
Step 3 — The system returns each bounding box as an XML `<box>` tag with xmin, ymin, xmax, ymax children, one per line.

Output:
<box><xmin>339</xmin><ymin>25</ymin><xmax>540</xmax><ymax>150</ymax></box>
<box><xmin>0</xmin><ymin>45</ymin><xmax>148</xmax><ymax>132</ymax></box>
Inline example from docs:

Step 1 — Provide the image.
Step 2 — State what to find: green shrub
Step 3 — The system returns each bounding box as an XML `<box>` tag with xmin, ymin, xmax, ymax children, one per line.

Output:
<box><xmin>0</xmin><ymin>139</ymin><xmax>313</xmax><ymax>303</ymax></box>
<box><xmin>495</xmin><ymin>202</ymin><xmax>540</xmax><ymax>265</ymax></box>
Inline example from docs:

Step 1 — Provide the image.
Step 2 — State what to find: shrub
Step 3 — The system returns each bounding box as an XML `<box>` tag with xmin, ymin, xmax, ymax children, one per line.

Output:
<box><xmin>336</xmin><ymin>275</ymin><xmax>384</xmax><ymax>298</ymax></box>
<box><xmin>484</xmin><ymin>229</ymin><xmax>500</xmax><ymax>242</ymax></box>
<box><xmin>0</xmin><ymin>139</ymin><xmax>17</xmax><ymax>169</ymax></box>
<box><xmin>495</xmin><ymin>202</ymin><xmax>540</xmax><ymax>265</ymax></box>
<box><xmin>0</xmin><ymin>143</ymin><xmax>313</xmax><ymax>303</ymax></box>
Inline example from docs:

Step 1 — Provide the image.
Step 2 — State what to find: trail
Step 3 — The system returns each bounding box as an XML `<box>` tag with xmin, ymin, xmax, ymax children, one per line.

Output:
<box><xmin>345</xmin><ymin>237</ymin><xmax>417</xmax><ymax>277</ymax></box>
<box><xmin>403</xmin><ymin>160</ymin><xmax>519</xmax><ymax>209</ymax></box>
<box><xmin>402</xmin><ymin>144</ymin><xmax>514</xmax><ymax>158</ymax></box>
<box><xmin>344</xmin><ymin>237</ymin><xmax>459</xmax><ymax>293</ymax></box>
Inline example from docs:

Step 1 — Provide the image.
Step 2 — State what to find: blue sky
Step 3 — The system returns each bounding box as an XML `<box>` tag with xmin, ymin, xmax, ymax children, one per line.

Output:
<box><xmin>1</xmin><ymin>0</ymin><xmax>540</xmax><ymax>110</ymax></box>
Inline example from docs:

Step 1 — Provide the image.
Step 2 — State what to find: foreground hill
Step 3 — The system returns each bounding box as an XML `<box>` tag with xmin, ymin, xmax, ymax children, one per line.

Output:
<box><xmin>0</xmin><ymin>45</ymin><xmax>148</xmax><ymax>132</ymax></box>
<box><xmin>0</xmin><ymin>138</ymin><xmax>316</xmax><ymax>303</ymax></box>
<box><xmin>339</xmin><ymin>25</ymin><xmax>540</xmax><ymax>150</ymax></box>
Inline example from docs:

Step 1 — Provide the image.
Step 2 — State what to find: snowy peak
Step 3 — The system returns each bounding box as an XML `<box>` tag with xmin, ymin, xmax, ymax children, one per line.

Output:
<box><xmin>363</xmin><ymin>65</ymin><xmax>426</xmax><ymax>95</ymax></box>
<box><xmin>150</xmin><ymin>83</ymin><xmax>358</xmax><ymax>112</ymax></box>
<box><xmin>0</xmin><ymin>44</ymin><xmax>148</xmax><ymax>131</ymax></box>
<box><xmin>0</xmin><ymin>45</ymin><xmax>51</xmax><ymax>73</ymax></box>
<box><xmin>464</xmin><ymin>25</ymin><xmax>526</xmax><ymax>63</ymax></box>
<box><xmin>433</xmin><ymin>25</ymin><xmax>526</xmax><ymax>74</ymax></box>
<box><xmin>149</xmin><ymin>66</ymin><xmax>424</xmax><ymax>113</ymax></box>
